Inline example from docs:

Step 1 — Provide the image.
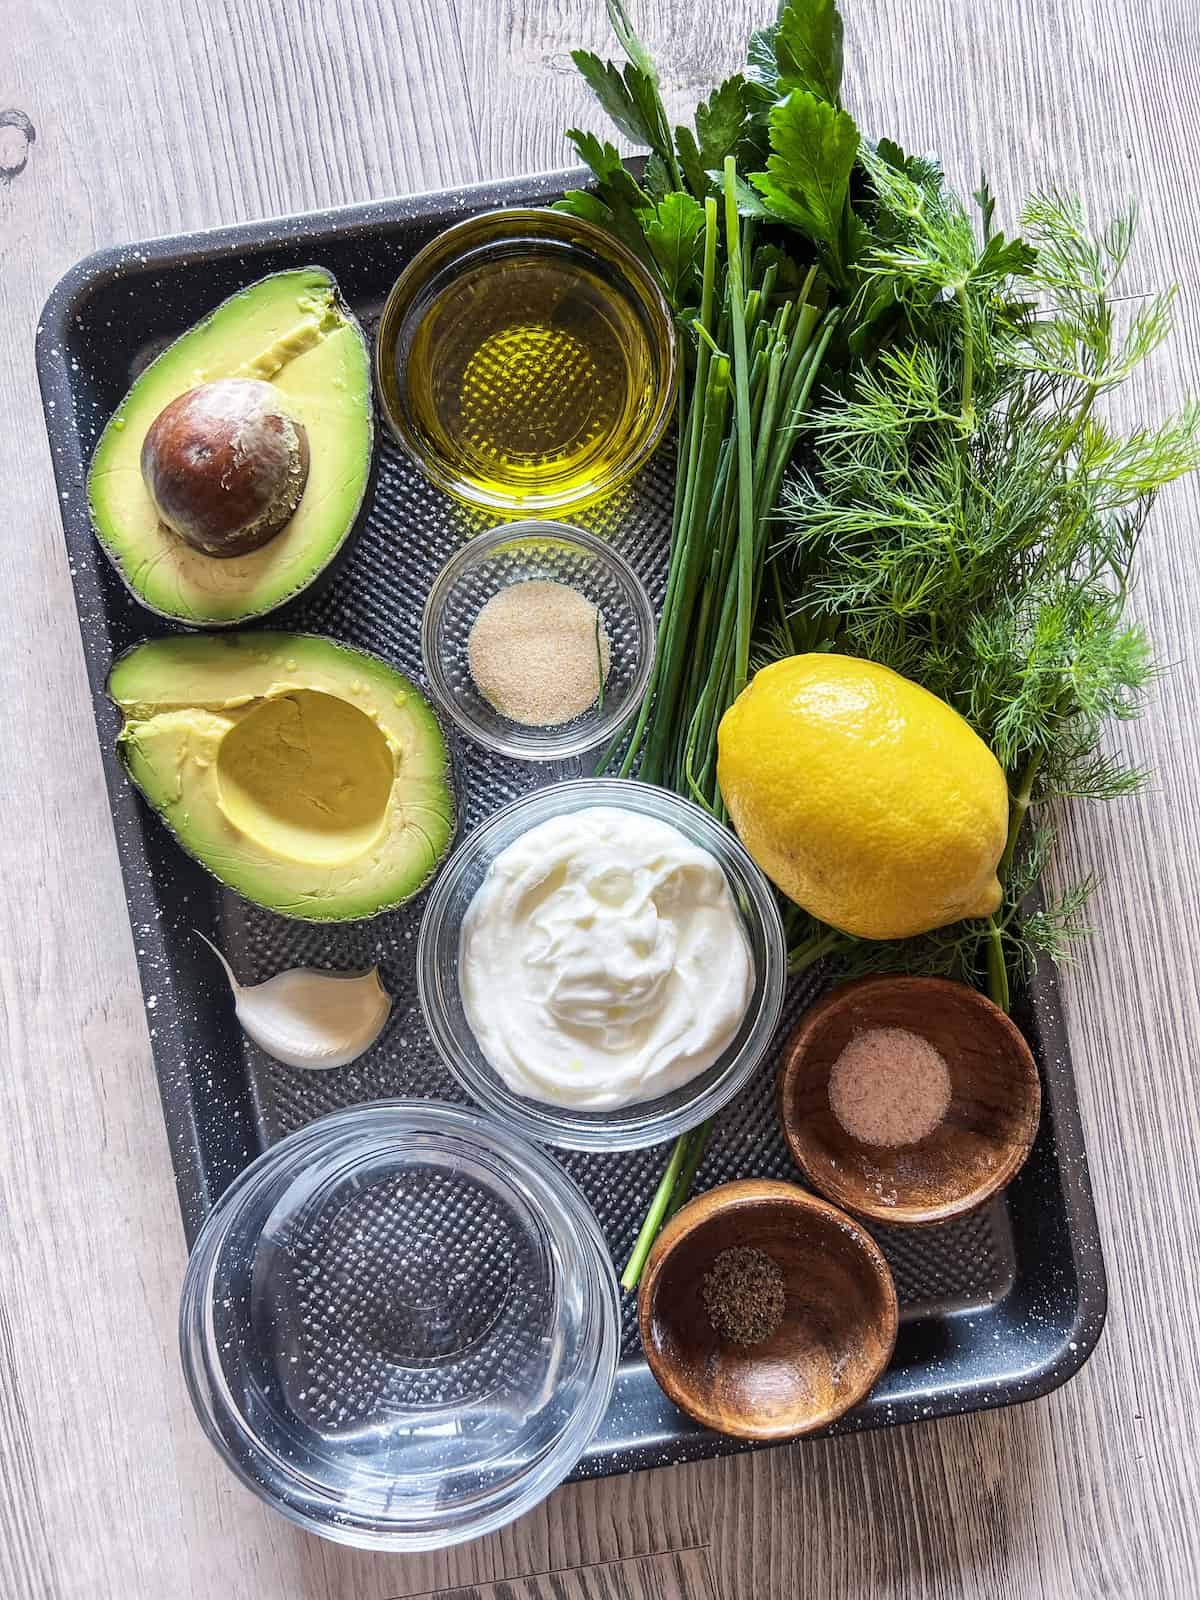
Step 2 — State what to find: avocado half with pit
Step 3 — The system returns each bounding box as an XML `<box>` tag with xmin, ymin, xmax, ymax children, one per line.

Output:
<box><xmin>88</xmin><ymin>268</ymin><xmax>372</xmax><ymax>626</ymax></box>
<box><xmin>109</xmin><ymin>633</ymin><xmax>455</xmax><ymax>920</ymax></box>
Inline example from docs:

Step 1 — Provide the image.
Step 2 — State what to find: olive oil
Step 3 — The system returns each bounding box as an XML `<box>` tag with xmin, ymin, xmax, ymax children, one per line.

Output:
<box><xmin>386</xmin><ymin>240</ymin><xmax>661</xmax><ymax>512</ymax></box>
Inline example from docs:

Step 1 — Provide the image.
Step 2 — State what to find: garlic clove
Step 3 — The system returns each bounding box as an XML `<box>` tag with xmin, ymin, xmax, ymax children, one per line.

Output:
<box><xmin>197</xmin><ymin>933</ymin><xmax>392</xmax><ymax>1070</ymax></box>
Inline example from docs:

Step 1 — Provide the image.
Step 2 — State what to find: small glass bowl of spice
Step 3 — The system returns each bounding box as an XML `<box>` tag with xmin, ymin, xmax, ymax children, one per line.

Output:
<box><xmin>421</xmin><ymin>521</ymin><xmax>655</xmax><ymax>761</ymax></box>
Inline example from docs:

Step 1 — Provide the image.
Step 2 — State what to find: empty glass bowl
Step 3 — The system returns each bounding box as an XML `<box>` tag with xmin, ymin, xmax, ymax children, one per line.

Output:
<box><xmin>179</xmin><ymin>1102</ymin><xmax>620</xmax><ymax>1550</ymax></box>
<box><xmin>416</xmin><ymin>778</ymin><xmax>788</xmax><ymax>1150</ymax></box>
<box><xmin>421</xmin><ymin>522</ymin><xmax>655</xmax><ymax>761</ymax></box>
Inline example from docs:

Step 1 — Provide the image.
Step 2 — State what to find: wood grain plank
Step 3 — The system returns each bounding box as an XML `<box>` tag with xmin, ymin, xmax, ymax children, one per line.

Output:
<box><xmin>0</xmin><ymin>1295</ymin><xmax>61</xmax><ymax>1600</ymax></box>
<box><xmin>420</xmin><ymin>1546</ymin><xmax>716</xmax><ymax>1600</ymax></box>
<box><xmin>4</xmin><ymin>0</ymin><xmax>1200</xmax><ymax>1596</ymax></box>
<box><xmin>240</xmin><ymin>1467</ymin><xmax>710</xmax><ymax>1600</ymax></box>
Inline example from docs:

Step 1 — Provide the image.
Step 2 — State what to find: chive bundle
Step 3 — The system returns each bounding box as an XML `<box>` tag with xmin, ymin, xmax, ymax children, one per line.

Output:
<box><xmin>603</xmin><ymin>162</ymin><xmax>836</xmax><ymax>815</ymax></box>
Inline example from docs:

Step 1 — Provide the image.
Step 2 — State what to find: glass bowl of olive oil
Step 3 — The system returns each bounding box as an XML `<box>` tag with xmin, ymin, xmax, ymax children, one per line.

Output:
<box><xmin>377</xmin><ymin>208</ymin><xmax>677</xmax><ymax>516</ymax></box>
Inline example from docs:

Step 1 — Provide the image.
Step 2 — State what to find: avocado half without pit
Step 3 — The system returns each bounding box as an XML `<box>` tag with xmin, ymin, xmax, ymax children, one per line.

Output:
<box><xmin>108</xmin><ymin>633</ymin><xmax>456</xmax><ymax>920</ymax></box>
<box><xmin>88</xmin><ymin>268</ymin><xmax>373</xmax><ymax>626</ymax></box>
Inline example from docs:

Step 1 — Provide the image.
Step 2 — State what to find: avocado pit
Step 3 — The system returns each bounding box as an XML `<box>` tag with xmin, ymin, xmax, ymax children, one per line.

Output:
<box><xmin>140</xmin><ymin>377</ymin><xmax>310</xmax><ymax>556</ymax></box>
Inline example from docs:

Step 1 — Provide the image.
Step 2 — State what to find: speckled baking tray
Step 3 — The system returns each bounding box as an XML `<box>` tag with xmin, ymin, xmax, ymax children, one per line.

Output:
<box><xmin>36</xmin><ymin>166</ymin><xmax>1107</xmax><ymax>1478</ymax></box>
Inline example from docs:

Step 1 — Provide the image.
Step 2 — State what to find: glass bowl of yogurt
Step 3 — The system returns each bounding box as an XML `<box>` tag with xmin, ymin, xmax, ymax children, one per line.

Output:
<box><xmin>417</xmin><ymin>779</ymin><xmax>787</xmax><ymax>1150</ymax></box>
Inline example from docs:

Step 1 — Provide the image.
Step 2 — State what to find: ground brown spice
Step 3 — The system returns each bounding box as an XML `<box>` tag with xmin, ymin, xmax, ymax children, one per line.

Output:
<box><xmin>828</xmin><ymin>1026</ymin><xmax>952</xmax><ymax>1147</ymax></box>
<box><xmin>467</xmin><ymin>578</ymin><xmax>610</xmax><ymax>726</ymax></box>
<box><xmin>701</xmin><ymin>1245</ymin><xmax>785</xmax><ymax>1345</ymax></box>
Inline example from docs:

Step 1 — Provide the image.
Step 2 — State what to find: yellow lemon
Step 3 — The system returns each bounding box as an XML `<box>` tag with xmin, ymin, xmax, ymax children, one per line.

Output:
<box><xmin>717</xmin><ymin>654</ymin><xmax>1009</xmax><ymax>939</ymax></box>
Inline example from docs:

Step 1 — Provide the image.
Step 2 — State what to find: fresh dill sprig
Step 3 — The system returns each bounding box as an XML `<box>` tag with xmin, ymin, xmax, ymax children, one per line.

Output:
<box><xmin>781</xmin><ymin>163</ymin><xmax>1200</xmax><ymax>1006</ymax></box>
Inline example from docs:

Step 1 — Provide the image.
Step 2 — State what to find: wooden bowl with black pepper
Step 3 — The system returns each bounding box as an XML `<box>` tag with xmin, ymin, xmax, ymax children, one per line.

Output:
<box><xmin>638</xmin><ymin>1179</ymin><xmax>898</xmax><ymax>1440</ymax></box>
<box><xmin>779</xmin><ymin>976</ymin><xmax>1042</xmax><ymax>1227</ymax></box>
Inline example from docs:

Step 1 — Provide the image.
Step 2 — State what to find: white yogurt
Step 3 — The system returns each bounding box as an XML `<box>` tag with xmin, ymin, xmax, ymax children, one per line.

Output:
<box><xmin>459</xmin><ymin>806</ymin><xmax>754</xmax><ymax>1109</ymax></box>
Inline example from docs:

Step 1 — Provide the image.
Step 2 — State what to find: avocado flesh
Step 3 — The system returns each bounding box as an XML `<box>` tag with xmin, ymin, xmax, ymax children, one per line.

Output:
<box><xmin>109</xmin><ymin>633</ymin><xmax>455</xmax><ymax>920</ymax></box>
<box><xmin>88</xmin><ymin>269</ymin><xmax>372</xmax><ymax>625</ymax></box>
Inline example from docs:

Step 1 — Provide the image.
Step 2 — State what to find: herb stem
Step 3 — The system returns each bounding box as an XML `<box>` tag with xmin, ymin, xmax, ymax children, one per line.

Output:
<box><xmin>1000</xmin><ymin>752</ymin><xmax>1043</xmax><ymax>881</ymax></box>
<box><xmin>621</xmin><ymin>1132</ymin><xmax>693</xmax><ymax>1291</ymax></box>
<box><xmin>640</xmin><ymin>354</ymin><xmax>730</xmax><ymax>780</ymax></box>
<box><xmin>986</xmin><ymin>920</ymin><xmax>1011</xmax><ymax>1011</ymax></box>
<box><xmin>665</xmin><ymin>1117</ymin><xmax>713</xmax><ymax>1219</ymax></box>
<box><xmin>788</xmin><ymin>925</ymin><xmax>850</xmax><ymax>973</ymax></box>
<box><xmin>604</xmin><ymin>0</ymin><xmax>682</xmax><ymax>189</ymax></box>
<box><xmin>602</xmin><ymin>200</ymin><xmax>719</xmax><ymax>781</ymax></box>
<box><xmin>724</xmin><ymin>157</ymin><xmax>756</xmax><ymax>698</ymax></box>
<box><xmin>985</xmin><ymin>753</ymin><xmax>1044</xmax><ymax>1010</ymax></box>
<box><xmin>956</xmin><ymin>283</ymin><xmax>976</xmax><ymax>427</ymax></box>
<box><xmin>621</xmin><ymin>1114</ymin><xmax>718</xmax><ymax>1291</ymax></box>
<box><xmin>1048</xmin><ymin>385</ymin><xmax>1099</xmax><ymax>476</ymax></box>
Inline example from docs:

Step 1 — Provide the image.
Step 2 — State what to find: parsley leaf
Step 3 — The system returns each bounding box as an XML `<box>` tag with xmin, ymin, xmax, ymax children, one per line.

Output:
<box><xmin>675</xmin><ymin>127</ymin><xmax>707</xmax><ymax>199</ymax></box>
<box><xmin>566</xmin><ymin>128</ymin><xmax>649</xmax><ymax>209</ymax></box>
<box><xmin>874</xmin><ymin>136</ymin><xmax>909</xmax><ymax>174</ymax></box>
<box><xmin>750</xmin><ymin>90</ymin><xmax>859</xmax><ymax>258</ymax></box>
<box><xmin>674</xmin><ymin>77</ymin><xmax>751</xmax><ymax>197</ymax></box>
<box><xmin>643</xmin><ymin>152</ymin><xmax>674</xmax><ymax>201</ymax></box>
<box><xmin>570</xmin><ymin>48</ymin><xmax>669</xmax><ymax>158</ymax></box>
<box><xmin>555</xmin><ymin>132</ymin><xmax>657</xmax><ymax>273</ymax></box>
<box><xmin>641</xmin><ymin>191</ymin><xmax>707</xmax><ymax>307</ymax></box>
<box><xmin>569</xmin><ymin>4</ymin><xmax>683</xmax><ymax>189</ymax></box>
<box><xmin>554</xmin><ymin>189</ymin><xmax>611</xmax><ymax>228</ymax></box>
<box><xmin>974</xmin><ymin>173</ymin><xmax>997</xmax><ymax>241</ymax></box>
<box><xmin>722</xmin><ymin>170</ymin><xmax>774</xmax><ymax>218</ymax></box>
<box><xmin>873</xmin><ymin>137</ymin><xmax>944</xmax><ymax>190</ymax></box>
<box><xmin>975</xmin><ymin>230</ymin><xmax>1038</xmax><ymax>282</ymax></box>
<box><xmin>695</xmin><ymin>75</ymin><xmax>750</xmax><ymax>166</ymax></box>
<box><xmin>747</xmin><ymin>0</ymin><xmax>844</xmax><ymax>108</ymax></box>
<box><xmin>604</xmin><ymin>0</ymin><xmax>659</xmax><ymax>80</ymax></box>
<box><xmin>554</xmin><ymin>188</ymin><xmax>655</xmax><ymax>269</ymax></box>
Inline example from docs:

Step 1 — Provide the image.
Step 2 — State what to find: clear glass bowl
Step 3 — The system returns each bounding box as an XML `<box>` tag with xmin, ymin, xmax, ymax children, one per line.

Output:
<box><xmin>375</xmin><ymin>207</ymin><xmax>678</xmax><ymax>516</ymax></box>
<box><xmin>179</xmin><ymin>1102</ymin><xmax>620</xmax><ymax>1551</ymax></box>
<box><xmin>417</xmin><ymin>779</ymin><xmax>788</xmax><ymax>1150</ymax></box>
<box><xmin>421</xmin><ymin>522</ymin><xmax>655</xmax><ymax>761</ymax></box>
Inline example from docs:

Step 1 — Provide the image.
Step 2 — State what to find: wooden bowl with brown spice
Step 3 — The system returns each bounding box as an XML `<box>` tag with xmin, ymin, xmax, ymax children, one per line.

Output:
<box><xmin>637</xmin><ymin>1179</ymin><xmax>898</xmax><ymax>1440</ymax></box>
<box><xmin>779</xmin><ymin>976</ymin><xmax>1042</xmax><ymax>1226</ymax></box>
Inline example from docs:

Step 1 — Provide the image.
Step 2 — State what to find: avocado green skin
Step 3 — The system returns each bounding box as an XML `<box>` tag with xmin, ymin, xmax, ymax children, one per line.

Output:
<box><xmin>108</xmin><ymin>632</ymin><xmax>457</xmax><ymax>922</ymax></box>
<box><xmin>87</xmin><ymin>268</ymin><xmax>374</xmax><ymax>627</ymax></box>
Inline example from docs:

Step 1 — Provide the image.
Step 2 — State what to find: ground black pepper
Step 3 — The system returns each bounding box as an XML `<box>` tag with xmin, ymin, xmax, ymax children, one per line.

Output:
<box><xmin>701</xmin><ymin>1245</ymin><xmax>785</xmax><ymax>1345</ymax></box>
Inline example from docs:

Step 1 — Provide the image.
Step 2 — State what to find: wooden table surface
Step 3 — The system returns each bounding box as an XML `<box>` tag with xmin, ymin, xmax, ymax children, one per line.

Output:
<box><xmin>4</xmin><ymin>2</ymin><xmax>1200</xmax><ymax>1596</ymax></box>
